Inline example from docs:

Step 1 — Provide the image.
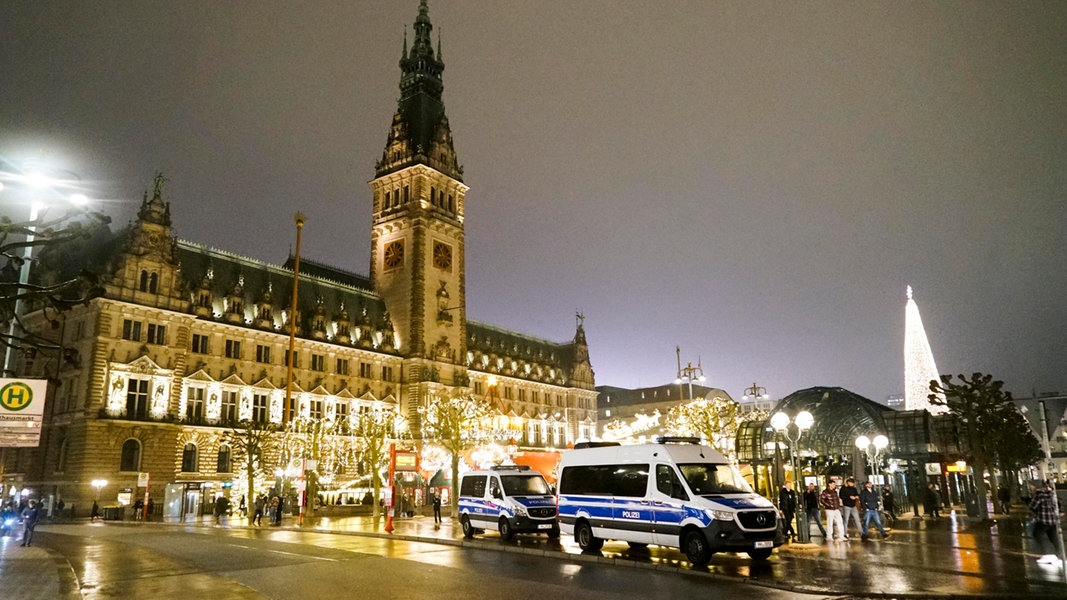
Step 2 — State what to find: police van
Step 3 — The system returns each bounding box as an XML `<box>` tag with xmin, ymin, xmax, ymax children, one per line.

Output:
<box><xmin>556</xmin><ymin>437</ymin><xmax>784</xmax><ymax>564</ymax></box>
<box><xmin>458</xmin><ymin>465</ymin><xmax>559</xmax><ymax>540</ymax></box>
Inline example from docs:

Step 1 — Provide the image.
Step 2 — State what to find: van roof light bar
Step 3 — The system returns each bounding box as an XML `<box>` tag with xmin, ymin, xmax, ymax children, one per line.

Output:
<box><xmin>654</xmin><ymin>436</ymin><xmax>702</xmax><ymax>445</ymax></box>
<box><xmin>490</xmin><ymin>465</ymin><xmax>531</xmax><ymax>471</ymax></box>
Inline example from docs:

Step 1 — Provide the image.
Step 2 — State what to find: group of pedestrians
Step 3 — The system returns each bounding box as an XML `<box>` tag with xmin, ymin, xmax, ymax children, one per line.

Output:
<box><xmin>783</xmin><ymin>477</ymin><xmax>891</xmax><ymax>542</ymax></box>
<box><xmin>251</xmin><ymin>493</ymin><xmax>285</xmax><ymax>526</ymax></box>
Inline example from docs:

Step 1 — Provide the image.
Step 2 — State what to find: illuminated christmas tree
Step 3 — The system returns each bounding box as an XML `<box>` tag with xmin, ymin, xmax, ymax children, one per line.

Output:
<box><xmin>904</xmin><ymin>285</ymin><xmax>947</xmax><ymax>413</ymax></box>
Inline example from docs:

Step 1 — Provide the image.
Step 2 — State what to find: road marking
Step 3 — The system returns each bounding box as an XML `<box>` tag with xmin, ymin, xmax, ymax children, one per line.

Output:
<box><xmin>225</xmin><ymin>543</ymin><xmax>338</xmax><ymax>561</ymax></box>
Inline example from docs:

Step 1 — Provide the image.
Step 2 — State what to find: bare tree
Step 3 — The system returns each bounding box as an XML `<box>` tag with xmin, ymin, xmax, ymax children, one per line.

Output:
<box><xmin>352</xmin><ymin>407</ymin><xmax>405</xmax><ymax>522</ymax></box>
<box><xmin>418</xmin><ymin>394</ymin><xmax>494</xmax><ymax>515</ymax></box>
<box><xmin>223</xmin><ymin>419</ymin><xmax>277</xmax><ymax>525</ymax></box>
<box><xmin>667</xmin><ymin>397</ymin><xmax>767</xmax><ymax>461</ymax></box>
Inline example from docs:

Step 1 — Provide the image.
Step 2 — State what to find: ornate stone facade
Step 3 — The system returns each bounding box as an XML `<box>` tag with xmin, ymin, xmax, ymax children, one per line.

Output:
<box><xmin>3</xmin><ymin>1</ymin><xmax>596</xmax><ymax>513</ymax></box>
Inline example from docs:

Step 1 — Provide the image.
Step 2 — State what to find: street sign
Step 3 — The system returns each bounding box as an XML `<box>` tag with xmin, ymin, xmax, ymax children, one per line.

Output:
<box><xmin>137</xmin><ymin>472</ymin><xmax>150</xmax><ymax>487</ymax></box>
<box><xmin>0</xmin><ymin>378</ymin><xmax>48</xmax><ymax>447</ymax></box>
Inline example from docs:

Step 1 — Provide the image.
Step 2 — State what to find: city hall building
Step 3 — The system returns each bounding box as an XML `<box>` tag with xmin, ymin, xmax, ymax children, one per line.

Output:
<box><xmin>2</xmin><ymin>2</ymin><xmax>597</xmax><ymax>515</ymax></box>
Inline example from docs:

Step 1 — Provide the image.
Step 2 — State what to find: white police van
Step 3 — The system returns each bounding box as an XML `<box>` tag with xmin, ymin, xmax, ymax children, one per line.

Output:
<box><xmin>458</xmin><ymin>465</ymin><xmax>559</xmax><ymax>540</ymax></box>
<box><xmin>556</xmin><ymin>437</ymin><xmax>784</xmax><ymax>564</ymax></box>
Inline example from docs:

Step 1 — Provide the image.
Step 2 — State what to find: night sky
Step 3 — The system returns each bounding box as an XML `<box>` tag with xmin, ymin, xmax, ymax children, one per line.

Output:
<box><xmin>2</xmin><ymin>1</ymin><xmax>1065</xmax><ymax>403</ymax></box>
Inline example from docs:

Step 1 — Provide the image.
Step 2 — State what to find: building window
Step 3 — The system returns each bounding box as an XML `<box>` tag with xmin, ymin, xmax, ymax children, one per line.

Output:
<box><xmin>311</xmin><ymin>353</ymin><xmax>325</xmax><ymax>372</ymax></box>
<box><xmin>518</xmin><ymin>389</ymin><xmax>527</xmax><ymax>402</ymax></box>
<box><xmin>126</xmin><ymin>378</ymin><xmax>149</xmax><ymax>419</ymax></box>
<box><xmin>217</xmin><ymin>445</ymin><xmax>232</xmax><ymax>473</ymax></box>
<box><xmin>309</xmin><ymin>398</ymin><xmax>323</xmax><ymax>420</ymax></box>
<box><xmin>181</xmin><ymin>443</ymin><xmax>198</xmax><ymax>473</ymax></box>
<box><xmin>225</xmin><ymin>339</ymin><xmax>242</xmax><ymax>359</ymax></box>
<box><xmin>147</xmin><ymin>323</ymin><xmax>166</xmax><ymax>345</ymax></box>
<box><xmin>382</xmin><ymin>366</ymin><xmax>394</xmax><ymax>382</ymax></box>
<box><xmin>284</xmin><ymin>350</ymin><xmax>300</xmax><ymax>368</ymax></box>
<box><xmin>187</xmin><ymin>387</ymin><xmax>205</xmax><ymax>422</ymax></box>
<box><xmin>474</xmin><ymin>381</ymin><xmax>483</xmax><ymax>395</ymax></box>
<box><xmin>335</xmin><ymin>401</ymin><xmax>349</xmax><ymax>422</ymax></box>
<box><xmin>139</xmin><ymin>270</ymin><xmax>159</xmax><ymax>293</ymax></box>
<box><xmin>191</xmin><ymin>333</ymin><xmax>209</xmax><ymax>354</ymax></box>
<box><xmin>336</xmin><ymin>358</ymin><xmax>349</xmax><ymax>375</ymax></box>
<box><xmin>504</xmin><ymin>387</ymin><xmax>513</xmax><ymax>400</ymax></box>
<box><xmin>221</xmin><ymin>390</ymin><xmax>238</xmax><ymax>422</ymax></box>
<box><xmin>359</xmin><ymin>362</ymin><xmax>373</xmax><ymax>378</ymax></box>
<box><xmin>120</xmin><ymin>438</ymin><xmax>142</xmax><ymax>471</ymax></box>
<box><xmin>122</xmin><ymin>319</ymin><xmax>142</xmax><ymax>342</ymax></box>
<box><xmin>256</xmin><ymin>344</ymin><xmax>271</xmax><ymax>363</ymax></box>
<box><xmin>252</xmin><ymin>394</ymin><xmax>269</xmax><ymax>423</ymax></box>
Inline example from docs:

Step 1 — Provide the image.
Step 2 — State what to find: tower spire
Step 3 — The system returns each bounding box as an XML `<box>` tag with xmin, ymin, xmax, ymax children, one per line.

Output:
<box><xmin>376</xmin><ymin>0</ymin><xmax>462</xmax><ymax>180</ymax></box>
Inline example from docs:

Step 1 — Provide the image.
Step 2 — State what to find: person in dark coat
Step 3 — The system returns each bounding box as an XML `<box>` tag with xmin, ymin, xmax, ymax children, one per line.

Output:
<box><xmin>804</xmin><ymin>483</ymin><xmax>827</xmax><ymax>538</ymax></box>
<box><xmin>20</xmin><ymin>500</ymin><xmax>41</xmax><ymax>546</ymax></box>
<box><xmin>778</xmin><ymin>481</ymin><xmax>797</xmax><ymax>538</ymax></box>
<box><xmin>432</xmin><ymin>494</ymin><xmax>442</xmax><ymax>524</ymax></box>
<box><xmin>881</xmin><ymin>485</ymin><xmax>896</xmax><ymax>520</ymax></box>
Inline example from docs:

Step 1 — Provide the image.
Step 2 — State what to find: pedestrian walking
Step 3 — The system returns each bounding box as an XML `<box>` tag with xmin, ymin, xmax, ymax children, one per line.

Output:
<box><xmin>859</xmin><ymin>481</ymin><xmax>890</xmax><ymax>539</ymax></box>
<box><xmin>998</xmin><ymin>484</ymin><xmax>1011</xmax><ymax>514</ymax></box>
<box><xmin>778</xmin><ymin>481</ymin><xmax>797</xmax><ymax>538</ymax></box>
<box><xmin>134</xmin><ymin>498</ymin><xmax>144</xmax><ymax>520</ymax></box>
<box><xmin>239</xmin><ymin>495</ymin><xmax>247</xmax><ymax>518</ymax></box>
<box><xmin>20</xmin><ymin>499</ymin><xmax>40</xmax><ymax>546</ymax></box>
<box><xmin>90</xmin><ymin>500</ymin><xmax>101</xmax><ymax>522</ymax></box>
<box><xmin>253</xmin><ymin>494</ymin><xmax>265</xmax><ymax>526</ymax></box>
<box><xmin>839</xmin><ymin>477</ymin><xmax>862</xmax><ymax>539</ymax></box>
<box><xmin>820</xmin><ymin>480</ymin><xmax>845</xmax><ymax>541</ymax></box>
<box><xmin>925</xmin><ymin>483</ymin><xmax>942</xmax><ymax>518</ymax></box>
<box><xmin>881</xmin><ymin>485</ymin><xmax>896</xmax><ymax>520</ymax></box>
<box><xmin>146</xmin><ymin>497</ymin><xmax>154</xmax><ymax>521</ymax></box>
<box><xmin>213</xmin><ymin>495</ymin><xmax>230</xmax><ymax>526</ymax></box>
<box><xmin>1029</xmin><ymin>480</ymin><xmax>1063</xmax><ymax>564</ymax></box>
<box><xmin>804</xmin><ymin>483</ymin><xmax>827</xmax><ymax>538</ymax></box>
<box><xmin>273</xmin><ymin>496</ymin><xmax>284</xmax><ymax>525</ymax></box>
<box><xmin>432</xmin><ymin>494</ymin><xmax>442</xmax><ymax>524</ymax></box>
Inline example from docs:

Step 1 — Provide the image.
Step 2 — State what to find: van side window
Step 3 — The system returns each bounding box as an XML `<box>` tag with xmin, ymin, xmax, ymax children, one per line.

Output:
<box><xmin>656</xmin><ymin>465</ymin><xmax>689</xmax><ymax>501</ymax></box>
<box><xmin>559</xmin><ymin>464</ymin><xmax>649</xmax><ymax>497</ymax></box>
<box><xmin>489</xmin><ymin>477</ymin><xmax>502</xmax><ymax>499</ymax></box>
<box><xmin>461</xmin><ymin>475</ymin><xmax>487</xmax><ymax>497</ymax></box>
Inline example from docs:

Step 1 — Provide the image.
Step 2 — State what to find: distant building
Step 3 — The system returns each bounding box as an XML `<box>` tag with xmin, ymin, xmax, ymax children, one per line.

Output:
<box><xmin>596</xmin><ymin>384</ymin><xmax>735</xmax><ymax>442</ymax></box>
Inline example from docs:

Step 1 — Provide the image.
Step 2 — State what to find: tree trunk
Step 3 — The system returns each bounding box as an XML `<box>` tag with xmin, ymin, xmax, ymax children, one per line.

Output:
<box><xmin>451</xmin><ymin>450</ymin><xmax>461</xmax><ymax>520</ymax></box>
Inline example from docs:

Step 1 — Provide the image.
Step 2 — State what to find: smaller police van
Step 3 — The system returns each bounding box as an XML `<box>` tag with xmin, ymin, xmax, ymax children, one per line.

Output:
<box><xmin>556</xmin><ymin>437</ymin><xmax>784</xmax><ymax>565</ymax></box>
<box><xmin>458</xmin><ymin>465</ymin><xmax>559</xmax><ymax>540</ymax></box>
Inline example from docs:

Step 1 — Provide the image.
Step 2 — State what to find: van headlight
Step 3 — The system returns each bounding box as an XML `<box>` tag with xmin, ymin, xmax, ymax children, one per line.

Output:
<box><xmin>513</xmin><ymin>505</ymin><xmax>528</xmax><ymax>517</ymax></box>
<box><xmin>707</xmin><ymin>509</ymin><xmax>734</xmax><ymax>522</ymax></box>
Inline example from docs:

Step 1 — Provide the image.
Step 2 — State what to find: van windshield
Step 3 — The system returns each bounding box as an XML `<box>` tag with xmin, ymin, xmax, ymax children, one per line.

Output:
<box><xmin>500</xmin><ymin>474</ymin><xmax>552</xmax><ymax>496</ymax></box>
<box><xmin>678</xmin><ymin>463</ymin><xmax>754</xmax><ymax>495</ymax></box>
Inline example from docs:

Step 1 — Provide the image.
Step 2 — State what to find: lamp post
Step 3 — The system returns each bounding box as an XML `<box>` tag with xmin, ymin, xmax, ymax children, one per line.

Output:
<box><xmin>772</xmin><ymin>410</ymin><xmax>814</xmax><ymax>542</ymax></box>
<box><xmin>674</xmin><ymin>346</ymin><xmax>706</xmax><ymax>401</ymax></box>
<box><xmin>0</xmin><ymin>166</ymin><xmax>90</xmax><ymax>376</ymax></box>
<box><xmin>91</xmin><ymin>479</ymin><xmax>107</xmax><ymax>501</ymax></box>
<box><xmin>855</xmin><ymin>434</ymin><xmax>889</xmax><ymax>482</ymax></box>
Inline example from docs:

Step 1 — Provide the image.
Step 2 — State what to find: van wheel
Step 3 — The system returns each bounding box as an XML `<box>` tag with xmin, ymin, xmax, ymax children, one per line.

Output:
<box><xmin>576</xmin><ymin>522</ymin><xmax>603</xmax><ymax>551</ymax></box>
<box><xmin>748</xmin><ymin>548</ymin><xmax>773</xmax><ymax>560</ymax></box>
<box><xmin>460</xmin><ymin>515</ymin><xmax>474</xmax><ymax>539</ymax></box>
<box><xmin>683</xmin><ymin>530</ymin><xmax>712</xmax><ymax>565</ymax></box>
<box><xmin>499</xmin><ymin>518</ymin><xmax>515</xmax><ymax>540</ymax></box>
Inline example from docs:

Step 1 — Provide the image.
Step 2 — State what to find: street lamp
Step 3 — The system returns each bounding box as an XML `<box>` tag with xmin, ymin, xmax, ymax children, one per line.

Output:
<box><xmin>91</xmin><ymin>479</ymin><xmax>108</xmax><ymax>501</ymax></box>
<box><xmin>855</xmin><ymin>434</ymin><xmax>889</xmax><ymax>481</ymax></box>
<box><xmin>0</xmin><ymin>164</ymin><xmax>92</xmax><ymax>376</ymax></box>
<box><xmin>772</xmin><ymin>410</ymin><xmax>814</xmax><ymax>542</ymax></box>
<box><xmin>742</xmin><ymin>383</ymin><xmax>769</xmax><ymax>402</ymax></box>
<box><xmin>674</xmin><ymin>346</ymin><xmax>706</xmax><ymax>401</ymax></box>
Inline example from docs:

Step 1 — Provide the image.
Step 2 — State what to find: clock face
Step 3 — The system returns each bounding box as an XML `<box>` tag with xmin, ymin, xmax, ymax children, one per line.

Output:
<box><xmin>384</xmin><ymin>240</ymin><xmax>404</xmax><ymax>269</ymax></box>
<box><xmin>433</xmin><ymin>242</ymin><xmax>453</xmax><ymax>270</ymax></box>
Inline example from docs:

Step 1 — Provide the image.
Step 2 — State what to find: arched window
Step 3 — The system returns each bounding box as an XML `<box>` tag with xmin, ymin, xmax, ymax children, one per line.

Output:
<box><xmin>149</xmin><ymin>272</ymin><xmax>158</xmax><ymax>293</ymax></box>
<box><xmin>120</xmin><ymin>439</ymin><xmax>141</xmax><ymax>472</ymax></box>
<box><xmin>217</xmin><ymin>445</ymin><xmax>232</xmax><ymax>473</ymax></box>
<box><xmin>139</xmin><ymin>270</ymin><xmax>149</xmax><ymax>291</ymax></box>
<box><xmin>181</xmin><ymin>443</ymin><xmax>198</xmax><ymax>473</ymax></box>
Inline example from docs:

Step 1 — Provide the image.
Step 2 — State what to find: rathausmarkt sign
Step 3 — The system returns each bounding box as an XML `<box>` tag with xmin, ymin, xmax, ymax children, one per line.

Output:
<box><xmin>0</xmin><ymin>378</ymin><xmax>48</xmax><ymax>448</ymax></box>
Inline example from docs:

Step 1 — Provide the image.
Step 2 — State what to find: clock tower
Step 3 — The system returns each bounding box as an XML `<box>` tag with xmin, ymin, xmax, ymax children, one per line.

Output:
<box><xmin>370</xmin><ymin>1</ymin><xmax>468</xmax><ymax>412</ymax></box>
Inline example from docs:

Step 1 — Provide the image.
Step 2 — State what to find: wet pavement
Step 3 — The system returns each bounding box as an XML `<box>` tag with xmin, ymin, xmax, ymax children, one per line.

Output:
<box><xmin>4</xmin><ymin>507</ymin><xmax>1066</xmax><ymax>599</ymax></box>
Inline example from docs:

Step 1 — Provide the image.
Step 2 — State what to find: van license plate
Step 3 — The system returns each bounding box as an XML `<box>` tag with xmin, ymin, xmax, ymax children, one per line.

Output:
<box><xmin>537</xmin><ymin>524</ymin><xmax>552</xmax><ymax>529</ymax></box>
<box><xmin>754</xmin><ymin>541</ymin><xmax>773</xmax><ymax>549</ymax></box>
